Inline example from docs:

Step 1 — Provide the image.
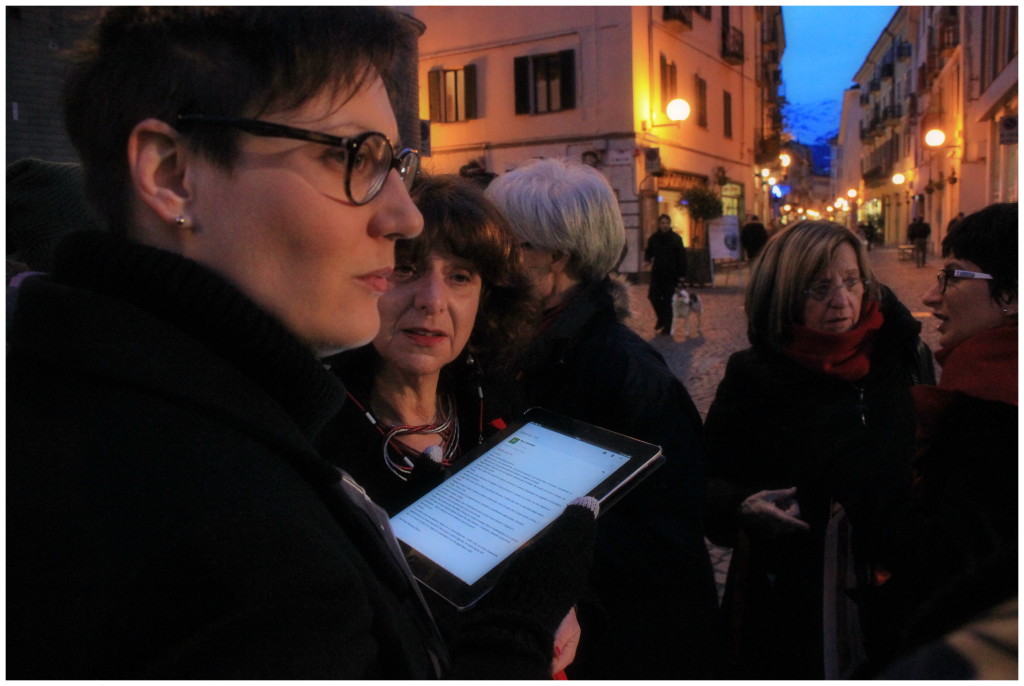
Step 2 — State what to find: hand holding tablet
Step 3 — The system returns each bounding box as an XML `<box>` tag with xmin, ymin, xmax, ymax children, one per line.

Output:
<box><xmin>390</xmin><ymin>407</ymin><xmax>664</xmax><ymax>609</ymax></box>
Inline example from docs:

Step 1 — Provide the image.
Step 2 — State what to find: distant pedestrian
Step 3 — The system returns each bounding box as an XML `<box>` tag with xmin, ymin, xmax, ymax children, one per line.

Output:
<box><xmin>740</xmin><ymin>214</ymin><xmax>769</xmax><ymax>261</ymax></box>
<box><xmin>863</xmin><ymin>220</ymin><xmax>877</xmax><ymax>251</ymax></box>
<box><xmin>644</xmin><ymin>213</ymin><xmax>687</xmax><ymax>333</ymax></box>
<box><xmin>908</xmin><ymin>216</ymin><xmax>932</xmax><ymax>268</ymax></box>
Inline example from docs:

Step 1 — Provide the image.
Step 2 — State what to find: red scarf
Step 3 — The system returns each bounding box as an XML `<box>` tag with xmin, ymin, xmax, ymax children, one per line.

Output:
<box><xmin>781</xmin><ymin>299</ymin><xmax>884</xmax><ymax>381</ymax></box>
<box><xmin>913</xmin><ymin>326</ymin><xmax>1018</xmax><ymax>428</ymax></box>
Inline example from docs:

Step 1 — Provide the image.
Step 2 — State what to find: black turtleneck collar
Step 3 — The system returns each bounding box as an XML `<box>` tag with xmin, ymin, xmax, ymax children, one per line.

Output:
<box><xmin>50</xmin><ymin>230</ymin><xmax>346</xmax><ymax>440</ymax></box>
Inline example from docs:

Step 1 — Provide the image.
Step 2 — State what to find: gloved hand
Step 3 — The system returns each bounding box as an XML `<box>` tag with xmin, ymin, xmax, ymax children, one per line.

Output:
<box><xmin>479</xmin><ymin>496</ymin><xmax>599</xmax><ymax>635</ymax></box>
<box><xmin>446</xmin><ymin>497</ymin><xmax>599</xmax><ymax>679</ymax></box>
<box><xmin>739</xmin><ymin>487</ymin><xmax>810</xmax><ymax>539</ymax></box>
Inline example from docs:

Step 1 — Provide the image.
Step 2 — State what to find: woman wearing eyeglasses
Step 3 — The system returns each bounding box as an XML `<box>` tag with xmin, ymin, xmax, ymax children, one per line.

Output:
<box><xmin>6</xmin><ymin>8</ymin><xmax>597</xmax><ymax>679</ymax></box>
<box><xmin>703</xmin><ymin>220</ymin><xmax>928</xmax><ymax>679</ymax></box>
<box><xmin>874</xmin><ymin>202</ymin><xmax>1017</xmax><ymax>678</ymax></box>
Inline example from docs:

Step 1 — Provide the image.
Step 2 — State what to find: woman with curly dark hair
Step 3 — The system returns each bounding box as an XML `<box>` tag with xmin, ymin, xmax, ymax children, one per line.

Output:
<box><xmin>319</xmin><ymin>173</ymin><xmax>536</xmax><ymax>511</ymax></box>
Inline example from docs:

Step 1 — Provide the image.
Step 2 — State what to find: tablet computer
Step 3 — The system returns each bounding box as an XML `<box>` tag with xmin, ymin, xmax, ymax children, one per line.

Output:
<box><xmin>389</xmin><ymin>407</ymin><xmax>664</xmax><ymax>610</ymax></box>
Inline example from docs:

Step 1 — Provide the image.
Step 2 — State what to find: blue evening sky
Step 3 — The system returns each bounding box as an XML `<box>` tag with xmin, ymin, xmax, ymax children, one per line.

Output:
<box><xmin>780</xmin><ymin>5</ymin><xmax>898</xmax><ymax>143</ymax></box>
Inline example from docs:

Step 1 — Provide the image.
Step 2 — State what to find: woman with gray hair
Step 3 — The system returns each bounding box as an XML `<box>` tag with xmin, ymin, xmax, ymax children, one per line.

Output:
<box><xmin>486</xmin><ymin>157</ymin><xmax>722</xmax><ymax>679</ymax></box>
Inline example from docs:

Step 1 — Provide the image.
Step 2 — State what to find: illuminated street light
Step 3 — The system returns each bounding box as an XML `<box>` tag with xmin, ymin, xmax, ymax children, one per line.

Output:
<box><xmin>892</xmin><ymin>173</ymin><xmax>906</xmax><ymax>184</ymax></box>
<box><xmin>847</xmin><ymin>189</ymin><xmax>858</xmax><ymax>198</ymax></box>
<box><xmin>779</xmin><ymin>153</ymin><xmax>792</xmax><ymax>168</ymax></box>
<box><xmin>760</xmin><ymin>168</ymin><xmax>770</xmax><ymax>178</ymax></box>
<box><xmin>783</xmin><ymin>204</ymin><xmax>792</xmax><ymax>212</ymax></box>
<box><xmin>827</xmin><ymin>205</ymin><xmax>834</xmax><ymax>212</ymax></box>
<box><xmin>767</xmin><ymin>176</ymin><xmax>777</xmax><ymax>186</ymax></box>
<box><xmin>666</xmin><ymin>98</ymin><xmax>691</xmax><ymax>122</ymax></box>
<box><xmin>925</xmin><ymin>128</ymin><xmax>946</xmax><ymax>147</ymax></box>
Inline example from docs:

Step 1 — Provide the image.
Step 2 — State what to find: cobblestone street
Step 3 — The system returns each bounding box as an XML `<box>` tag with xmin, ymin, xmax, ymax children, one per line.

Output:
<box><xmin>622</xmin><ymin>245</ymin><xmax>944</xmax><ymax>598</ymax></box>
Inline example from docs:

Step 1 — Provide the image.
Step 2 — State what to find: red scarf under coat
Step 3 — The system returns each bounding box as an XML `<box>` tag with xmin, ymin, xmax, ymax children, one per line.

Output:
<box><xmin>781</xmin><ymin>299</ymin><xmax>884</xmax><ymax>382</ymax></box>
<box><xmin>913</xmin><ymin>326</ymin><xmax>1018</xmax><ymax>440</ymax></box>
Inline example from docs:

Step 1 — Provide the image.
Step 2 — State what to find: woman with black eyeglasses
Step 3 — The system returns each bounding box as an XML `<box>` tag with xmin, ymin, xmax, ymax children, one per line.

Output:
<box><xmin>873</xmin><ymin>202</ymin><xmax>1017</xmax><ymax>678</ymax></box>
<box><xmin>702</xmin><ymin>220</ymin><xmax>928</xmax><ymax>679</ymax></box>
<box><xmin>6</xmin><ymin>7</ymin><xmax>597</xmax><ymax>680</ymax></box>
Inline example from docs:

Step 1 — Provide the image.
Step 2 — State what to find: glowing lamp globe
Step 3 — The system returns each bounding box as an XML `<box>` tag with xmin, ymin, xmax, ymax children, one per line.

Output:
<box><xmin>925</xmin><ymin>129</ymin><xmax>946</xmax><ymax>147</ymax></box>
<box><xmin>666</xmin><ymin>98</ymin><xmax>691</xmax><ymax>122</ymax></box>
<box><xmin>892</xmin><ymin>173</ymin><xmax>906</xmax><ymax>185</ymax></box>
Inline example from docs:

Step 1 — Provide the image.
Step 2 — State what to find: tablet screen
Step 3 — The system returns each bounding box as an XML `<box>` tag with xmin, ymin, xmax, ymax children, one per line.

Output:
<box><xmin>390</xmin><ymin>421</ymin><xmax>630</xmax><ymax>585</ymax></box>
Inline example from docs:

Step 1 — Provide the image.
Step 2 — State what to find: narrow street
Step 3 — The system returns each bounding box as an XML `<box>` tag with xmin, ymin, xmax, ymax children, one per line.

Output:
<box><xmin>623</xmin><ymin>244</ymin><xmax>944</xmax><ymax>598</ymax></box>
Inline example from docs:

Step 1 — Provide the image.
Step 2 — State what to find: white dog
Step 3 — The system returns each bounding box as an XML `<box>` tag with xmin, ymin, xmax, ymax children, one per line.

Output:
<box><xmin>670</xmin><ymin>286</ymin><xmax>702</xmax><ymax>338</ymax></box>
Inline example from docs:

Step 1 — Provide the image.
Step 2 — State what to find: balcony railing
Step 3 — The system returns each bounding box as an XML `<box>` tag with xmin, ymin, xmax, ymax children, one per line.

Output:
<box><xmin>721</xmin><ymin>25</ymin><xmax>744</xmax><ymax>64</ymax></box>
<box><xmin>880</xmin><ymin>62</ymin><xmax>895</xmax><ymax>80</ymax></box>
<box><xmin>860</xmin><ymin>91</ymin><xmax>871</xmax><ymax>106</ymax></box>
<box><xmin>869</xmin><ymin>79</ymin><xmax>881</xmax><ymax>92</ymax></box>
<box><xmin>755</xmin><ymin>134</ymin><xmax>782</xmax><ymax>164</ymax></box>
<box><xmin>897</xmin><ymin>42</ymin><xmax>913</xmax><ymax>61</ymax></box>
<box><xmin>939</xmin><ymin>19</ymin><xmax>959</xmax><ymax>55</ymax></box>
<box><xmin>663</xmin><ymin>7</ymin><xmax>693</xmax><ymax>30</ymax></box>
<box><xmin>882</xmin><ymin>104</ymin><xmax>902</xmax><ymax>125</ymax></box>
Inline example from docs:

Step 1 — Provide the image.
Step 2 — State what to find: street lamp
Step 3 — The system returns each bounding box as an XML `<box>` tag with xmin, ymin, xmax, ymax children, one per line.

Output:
<box><xmin>645</xmin><ymin>98</ymin><xmax>691</xmax><ymax>129</ymax></box>
<box><xmin>779</xmin><ymin>153</ymin><xmax>792</xmax><ymax>168</ymax></box>
<box><xmin>847</xmin><ymin>189</ymin><xmax>858</xmax><ymax>198</ymax></box>
<box><xmin>892</xmin><ymin>173</ymin><xmax>906</xmax><ymax>185</ymax></box>
<box><xmin>665</xmin><ymin>98</ymin><xmax>691</xmax><ymax>122</ymax></box>
<box><xmin>924</xmin><ymin>128</ymin><xmax>946</xmax><ymax>147</ymax></box>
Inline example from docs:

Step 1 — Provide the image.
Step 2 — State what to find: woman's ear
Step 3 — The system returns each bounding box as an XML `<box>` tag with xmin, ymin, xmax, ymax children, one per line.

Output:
<box><xmin>550</xmin><ymin>250</ymin><xmax>571</xmax><ymax>275</ymax></box>
<box><xmin>127</xmin><ymin>118</ymin><xmax>191</xmax><ymax>232</ymax></box>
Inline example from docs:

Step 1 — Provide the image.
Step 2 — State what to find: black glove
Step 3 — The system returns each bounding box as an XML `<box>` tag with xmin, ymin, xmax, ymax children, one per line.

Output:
<box><xmin>446</xmin><ymin>497</ymin><xmax>599</xmax><ymax>679</ymax></box>
<box><xmin>481</xmin><ymin>496</ymin><xmax>599</xmax><ymax>634</ymax></box>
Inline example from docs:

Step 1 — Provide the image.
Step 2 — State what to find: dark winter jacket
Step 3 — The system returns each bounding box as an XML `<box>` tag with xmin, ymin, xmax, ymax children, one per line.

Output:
<box><xmin>644</xmin><ymin>229</ymin><xmax>686</xmax><ymax>290</ymax></box>
<box><xmin>4</xmin><ymin>231</ymin><xmax>564</xmax><ymax>680</ymax></box>
<box><xmin>515</xmin><ymin>276</ymin><xmax>722</xmax><ymax>680</ymax></box>
<box><xmin>703</xmin><ymin>285</ymin><xmax>922</xmax><ymax>678</ymax></box>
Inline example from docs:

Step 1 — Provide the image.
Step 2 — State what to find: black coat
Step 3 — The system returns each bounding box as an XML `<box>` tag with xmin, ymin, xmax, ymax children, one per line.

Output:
<box><xmin>515</xmin><ymin>277</ymin><xmax>722</xmax><ymax>679</ymax></box>
<box><xmin>5</xmin><ymin>231</ymin><xmax>555</xmax><ymax>679</ymax></box>
<box><xmin>703</xmin><ymin>286</ymin><xmax>921</xmax><ymax>678</ymax></box>
<box><xmin>644</xmin><ymin>229</ymin><xmax>686</xmax><ymax>292</ymax></box>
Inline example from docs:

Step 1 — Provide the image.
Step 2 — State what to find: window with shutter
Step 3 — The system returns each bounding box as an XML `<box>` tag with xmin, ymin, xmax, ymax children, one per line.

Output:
<box><xmin>512</xmin><ymin>50</ymin><xmax>577</xmax><ymax>115</ymax></box>
<box><xmin>426</xmin><ymin>65</ymin><xmax>478</xmax><ymax>123</ymax></box>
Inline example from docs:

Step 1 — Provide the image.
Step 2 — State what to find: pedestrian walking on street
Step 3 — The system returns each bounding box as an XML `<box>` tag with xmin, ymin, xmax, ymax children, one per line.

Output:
<box><xmin>644</xmin><ymin>213</ymin><xmax>687</xmax><ymax>333</ymax></box>
<box><xmin>740</xmin><ymin>214</ymin><xmax>769</xmax><ymax>261</ymax></box>
<box><xmin>703</xmin><ymin>220</ymin><xmax>929</xmax><ymax>679</ymax></box>
<box><xmin>488</xmin><ymin>158</ymin><xmax>723</xmax><ymax>680</ymax></box>
<box><xmin>908</xmin><ymin>216</ymin><xmax>932</xmax><ymax>268</ymax></box>
<box><xmin>6</xmin><ymin>8</ymin><xmax>598</xmax><ymax>679</ymax></box>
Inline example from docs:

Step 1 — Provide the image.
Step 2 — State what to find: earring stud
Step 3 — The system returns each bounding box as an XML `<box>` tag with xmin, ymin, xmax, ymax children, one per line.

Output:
<box><xmin>175</xmin><ymin>216</ymin><xmax>187</xmax><ymax>227</ymax></box>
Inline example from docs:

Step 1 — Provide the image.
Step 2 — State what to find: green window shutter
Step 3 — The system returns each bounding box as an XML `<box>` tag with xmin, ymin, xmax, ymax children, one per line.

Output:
<box><xmin>428</xmin><ymin>70</ymin><xmax>442</xmax><ymax>122</ymax></box>
<box><xmin>514</xmin><ymin>56</ymin><xmax>530</xmax><ymax>114</ymax></box>
<box><xmin>464</xmin><ymin>64</ymin><xmax>478</xmax><ymax>120</ymax></box>
<box><xmin>559</xmin><ymin>49</ymin><xmax>575</xmax><ymax>110</ymax></box>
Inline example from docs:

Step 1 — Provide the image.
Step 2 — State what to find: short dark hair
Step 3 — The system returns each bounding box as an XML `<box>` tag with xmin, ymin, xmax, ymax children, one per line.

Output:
<box><xmin>407</xmin><ymin>174</ymin><xmax>537</xmax><ymax>368</ymax></box>
<box><xmin>942</xmin><ymin>202</ymin><xmax>1018</xmax><ymax>303</ymax></box>
<box><xmin>63</xmin><ymin>7</ymin><xmax>412</xmax><ymax>234</ymax></box>
<box><xmin>658</xmin><ymin>213</ymin><xmax>672</xmax><ymax>223</ymax></box>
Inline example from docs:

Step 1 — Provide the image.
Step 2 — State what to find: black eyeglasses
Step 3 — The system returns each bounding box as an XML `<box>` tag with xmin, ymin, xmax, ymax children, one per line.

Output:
<box><xmin>935</xmin><ymin>267</ymin><xmax>993</xmax><ymax>294</ymax></box>
<box><xmin>175</xmin><ymin>114</ymin><xmax>419</xmax><ymax>206</ymax></box>
<box><xmin>803</xmin><ymin>277</ymin><xmax>869</xmax><ymax>302</ymax></box>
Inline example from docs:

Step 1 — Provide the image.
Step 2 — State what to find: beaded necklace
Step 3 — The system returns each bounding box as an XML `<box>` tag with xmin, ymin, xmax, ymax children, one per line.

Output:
<box><xmin>345</xmin><ymin>391</ymin><xmax>463</xmax><ymax>481</ymax></box>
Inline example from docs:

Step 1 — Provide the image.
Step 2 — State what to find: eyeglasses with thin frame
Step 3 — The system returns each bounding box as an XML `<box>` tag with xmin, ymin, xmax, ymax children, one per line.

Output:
<box><xmin>803</xmin><ymin>277</ymin><xmax>869</xmax><ymax>302</ymax></box>
<box><xmin>935</xmin><ymin>267</ymin><xmax>994</xmax><ymax>294</ymax></box>
<box><xmin>175</xmin><ymin>114</ymin><xmax>419</xmax><ymax>206</ymax></box>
